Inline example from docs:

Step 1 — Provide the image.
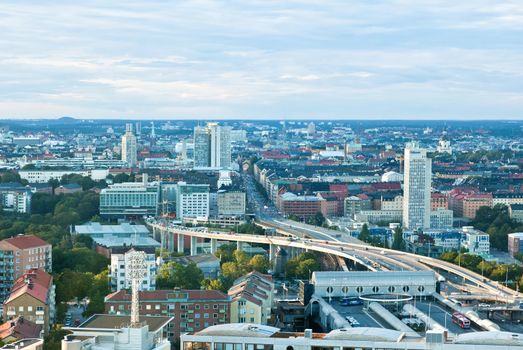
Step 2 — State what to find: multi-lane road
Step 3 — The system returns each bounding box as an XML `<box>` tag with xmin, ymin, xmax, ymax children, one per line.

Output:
<box><xmin>148</xmin><ymin>218</ymin><xmax>523</xmax><ymax>303</ymax></box>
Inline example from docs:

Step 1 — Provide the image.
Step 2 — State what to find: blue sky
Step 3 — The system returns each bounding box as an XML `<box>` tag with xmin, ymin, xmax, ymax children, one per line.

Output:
<box><xmin>0</xmin><ymin>0</ymin><xmax>522</xmax><ymax>119</ymax></box>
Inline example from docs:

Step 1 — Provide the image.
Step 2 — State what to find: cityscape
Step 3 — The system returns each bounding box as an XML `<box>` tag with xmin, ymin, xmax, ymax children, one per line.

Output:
<box><xmin>1</xmin><ymin>1</ymin><xmax>523</xmax><ymax>350</ymax></box>
<box><xmin>0</xmin><ymin>119</ymin><xmax>522</xmax><ymax>350</ymax></box>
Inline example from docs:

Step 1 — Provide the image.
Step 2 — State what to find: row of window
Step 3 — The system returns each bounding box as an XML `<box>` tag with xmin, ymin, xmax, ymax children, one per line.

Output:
<box><xmin>7</xmin><ymin>305</ymin><xmax>44</xmax><ymax>312</ymax></box>
<box><xmin>324</xmin><ymin>285</ymin><xmax>426</xmax><ymax>293</ymax></box>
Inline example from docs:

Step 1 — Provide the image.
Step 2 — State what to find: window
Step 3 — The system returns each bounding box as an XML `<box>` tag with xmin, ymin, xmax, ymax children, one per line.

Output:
<box><xmin>213</xmin><ymin>305</ymin><xmax>218</xmax><ymax>309</ymax></box>
<box><xmin>169</xmin><ymin>304</ymin><xmax>175</xmax><ymax>310</ymax></box>
<box><xmin>403</xmin><ymin>286</ymin><xmax>410</xmax><ymax>293</ymax></box>
<box><xmin>204</xmin><ymin>313</ymin><xmax>209</xmax><ymax>318</ymax></box>
<box><xmin>372</xmin><ymin>286</ymin><xmax>379</xmax><ymax>293</ymax></box>
<box><xmin>19</xmin><ymin>306</ymin><xmax>24</xmax><ymax>312</ymax></box>
<box><xmin>195</xmin><ymin>313</ymin><xmax>201</xmax><ymax>319</ymax></box>
<box><xmin>155</xmin><ymin>305</ymin><xmax>161</xmax><ymax>310</ymax></box>
<box><xmin>146</xmin><ymin>305</ymin><xmax>151</xmax><ymax>310</ymax></box>
<box><xmin>204</xmin><ymin>304</ymin><xmax>209</xmax><ymax>309</ymax></box>
<box><xmin>356</xmin><ymin>286</ymin><xmax>363</xmax><ymax>293</ymax></box>
<box><xmin>418</xmin><ymin>286</ymin><xmax>425</xmax><ymax>292</ymax></box>
<box><xmin>195</xmin><ymin>305</ymin><xmax>200</xmax><ymax>309</ymax></box>
<box><xmin>27</xmin><ymin>306</ymin><xmax>33</xmax><ymax>312</ymax></box>
<box><xmin>213</xmin><ymin>313</ymin><xmax>218</xmax><ymax>318</ymax></box>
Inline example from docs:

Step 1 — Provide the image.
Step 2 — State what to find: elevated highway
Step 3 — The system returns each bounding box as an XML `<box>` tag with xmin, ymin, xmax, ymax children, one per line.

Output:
<box><xmin>147</xmin><ymin>220</ymin><xmax>523</xmax><ymax>302</ymax></box>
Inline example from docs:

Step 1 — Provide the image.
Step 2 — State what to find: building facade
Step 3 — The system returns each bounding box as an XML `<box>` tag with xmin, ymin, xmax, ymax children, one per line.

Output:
<box><xmin>109</xmin><ymin>248</ymin><xmax>157</xmax><ymax>292</ymax></box>
<box><xmin>217</xmin><ymin>190</ymin><xmax>246</xmax><ymax>217</ymax></box>
<box><xmin>193</xmin><ymin>123</ymin><xmax>231</xmax><ymax>169</ymax></box>
<box><xmin>3</xmin><ymin>269</ymin><xmax>55</xmax><ymax>334</ymax></box>
<box><xmin>403</xmin><ymin>142</ymin><xmax>432</xmax><ymax>230</ymax></box>
<box><xmin>99</xmin><ymin>178</ymin><xmax>160</xmax><ymax>218</ymax></box>
<box><xmin>121</xmin><ymin>123</ymin><xmax>138</xmax><ymax>167</ymax></box>
<box><xmin>429</xmin><ymin>209</ymin><xmax>454</xmax><ymax>230</ymax></box>
<box><xmin>228</xmin><ymin>271</ymin><xmax>274</xmax><ymax>325</ymax></box>
<box><xmin>0</xmin><ymin>183</ymin><xmax>32</xmax><ymax>214</ymax></box>
<box><xmin>0</xmin><ymin>235</ymin><xmax>52</xmax><ymax>302</ymax></box>
<box><xmin>104</xmin><ymin>290</ymin><xmax>229</xmax><ymax>342</ymax></box>
<box><xmin>175</xmin><ymin>182</ymin><xmax>210</xmax><ymax>220</ymax></box>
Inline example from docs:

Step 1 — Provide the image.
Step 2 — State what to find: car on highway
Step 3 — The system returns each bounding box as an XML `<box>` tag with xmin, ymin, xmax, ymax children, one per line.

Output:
<box><xmin>345</xmin><ymin>316</ymin><xmax>360</xmax><ymax>326</ymax></box>
<box><xmin>340</xmin><ymin>297</ymin><xmax>363</xmax><ymax>306</ymax></box>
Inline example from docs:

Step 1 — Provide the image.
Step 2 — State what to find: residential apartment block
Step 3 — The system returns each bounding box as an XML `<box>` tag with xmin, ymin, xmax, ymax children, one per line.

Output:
<box><xmin>109</xmin><ymin>247</ymin><xmax>156</xmax><ymax>292</ymax></box>
<box><xmin>104</xmin><ymin>289</ymin><xmax>229</xmax><ymax>342</ymax></box>
<box><xmin>228</xmin><ymin>271</ymin><xmax>274</xmax><ymax>325</ymax></box>
<box><xmin>3</xmin><ymin>269</ymin><xmax>55</xmax><ymax>334</ymax></box>
<box><xmin>0</xmin><ymin>235</ymin><xmax>52</xmax><ymax>302</ymax></box>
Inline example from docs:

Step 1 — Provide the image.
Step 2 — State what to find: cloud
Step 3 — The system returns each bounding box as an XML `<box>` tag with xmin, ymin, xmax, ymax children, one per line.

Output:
<box><xmin>0</xmin><ymin>0</ymin><xmax>521</xmax><ymax>119</ymax></box>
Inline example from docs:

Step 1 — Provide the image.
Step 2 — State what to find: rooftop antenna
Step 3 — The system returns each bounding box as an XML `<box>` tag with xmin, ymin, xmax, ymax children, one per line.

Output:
<box><xmin>126</xmin><ymin>250</ymin><xmax>147</xmax><ymax>327</ymax></box>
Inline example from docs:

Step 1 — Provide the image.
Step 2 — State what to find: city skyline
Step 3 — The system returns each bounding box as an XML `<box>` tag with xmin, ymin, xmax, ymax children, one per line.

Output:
<box><xmin>1</xmin><ymin>1</ymin><xmax>522</xmax><ymax>120</ymax></box>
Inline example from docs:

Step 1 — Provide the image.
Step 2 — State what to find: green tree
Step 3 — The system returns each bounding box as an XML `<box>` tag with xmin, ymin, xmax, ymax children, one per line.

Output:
<box><xmin>358</xmin><ymin>224</ymin><xmax>370</xmax><ymax>242</ymax></box>
<box><xmin>249</xmin><ymin>255</ymin><xmax>271</xmax><ymax>274</ymax></box>
<box><xmin>391</xmin><ymin>226</ymin><xmax>405</xmax><ymax>251</ymax></box>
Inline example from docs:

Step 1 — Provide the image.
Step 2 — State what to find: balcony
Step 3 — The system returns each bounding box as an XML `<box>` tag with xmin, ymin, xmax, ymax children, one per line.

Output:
<box><xmin>35</xmin><ymin>319</ymin><xmax>45</xmax><ymax>325</ymax></box>
<box><xmin>36</xmin><ymin>310</ymin><xmax>44</xmax><ymax>315</ymax></box>
<box><xmin>6</xmin><ymin>311</ymin><xmax>16</xmax><ymax>316</ymax></box>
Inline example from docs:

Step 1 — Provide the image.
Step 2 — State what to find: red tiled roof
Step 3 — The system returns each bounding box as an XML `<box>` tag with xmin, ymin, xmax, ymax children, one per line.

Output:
<box><xmin>0</xmin><ymin>235</ymin><xmax>50</xmax><ymax>250</ymax></box>
<box><xmin>5</xmin><ymin>269</ymin><xmax>52</xmax><ymax>305</ymax></box>
<box><xmin>0</xmin><ymin>317</ymin><xmax>42</xmax><ymax>341</ymax></box>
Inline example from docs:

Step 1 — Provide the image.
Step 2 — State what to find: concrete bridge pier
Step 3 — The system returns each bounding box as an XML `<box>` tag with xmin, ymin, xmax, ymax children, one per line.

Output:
<box><xmin>210</xmin><ymin>238</ymin><xmax>218</xmax><ymax>254</ymax></box>
<box><xmin>167</xmin><ymin>232</ymin><xmax>174</xmax><ymax>252</ymax></box>
<box><xmin>269</xmin><ymin>244</ymin><xmax>276</xmax><ymax>261</ymax></box>
<box><xmin>177</xmin><ymin>233</ymin><xmax>184</xmax><ymax>254</ymax></box>
<box><xmin>237</xmin><ymin>241</ymin><xmax>243</xmax><ymax>251</ymax></box>
<box><xmin>191</xmin><ymin>236</ymin><xmax>198</xmax><ymax>256</ymax></box>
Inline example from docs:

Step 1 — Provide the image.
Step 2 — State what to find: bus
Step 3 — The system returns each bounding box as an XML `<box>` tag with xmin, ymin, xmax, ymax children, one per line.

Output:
<box><xmin>452</xmin><ymin>312</ymin><xmax>471</xmax><ymax>329</ymax></box>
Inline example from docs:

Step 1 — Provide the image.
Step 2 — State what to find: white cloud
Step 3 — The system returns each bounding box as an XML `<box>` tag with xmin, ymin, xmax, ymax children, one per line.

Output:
<box><xmin>0</xmin><ymin>0</ymin><xmax>521</xmax><ymax>119</ymax></box>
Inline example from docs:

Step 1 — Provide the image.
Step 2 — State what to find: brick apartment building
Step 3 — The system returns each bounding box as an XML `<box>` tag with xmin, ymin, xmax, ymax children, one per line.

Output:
<box><xmin>3</xmin><ymin>269</ymin><xmax>56</xmax><ymax>334</ymax></box>
<box><xmin>449</xmin><ymin>189</ymin><xmax>493</xmax><ymax>219</ymax></box>
<box><xmin>431</xmin><ymin>192</ymin><xmax>449</xmax><ymax>211</ymax></box>
<box><xmin>104</xmin><ymin>289</ymin><xmax>229</xmax><ymax>342</ymax></box>
<box><xmin>0</xmin><ymin>235</ymin><xmax>52</xmax><ymax>303</ymax></box>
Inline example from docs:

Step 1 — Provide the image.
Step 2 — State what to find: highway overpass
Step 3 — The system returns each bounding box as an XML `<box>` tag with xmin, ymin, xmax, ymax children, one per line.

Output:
<box><xmin>147</xmin><ymin>220</ymin><xmax>523</xmax><ymax>302</ymax></box>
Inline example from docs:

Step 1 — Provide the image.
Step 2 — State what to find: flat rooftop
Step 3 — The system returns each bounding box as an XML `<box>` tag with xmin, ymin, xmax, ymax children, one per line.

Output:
<box><xmin>77</xmin><ymin>314</ymin><xmax>172</xmax><ymax>332</ymax></box>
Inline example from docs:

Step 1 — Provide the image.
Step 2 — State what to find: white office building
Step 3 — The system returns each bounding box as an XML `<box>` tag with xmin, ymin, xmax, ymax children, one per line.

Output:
<box><xmin>193</xmin><ymin>123</ymin><xmax>231</xmax><ymax>169</ymax></box>
<box><xmin>181</xmin><ymin>323</ymin><xmax>523</xmax><ymax>350</ymax></box>
<box><xmin>403</xmin><ymin>142</ymin><xmax>432</xmax><ymax>230</ymax></box>
<box><xmin>311</xmin><ymin>271</ymin><xmax>437</xmax><ymax>298</ymax></box>
<box><xmin>430</xmin><ymin>208</ymin><xmax>454</xmax><ymax>229</ymax></box>
<box><xmin>99</xmin><ymin>177</ymin><xmax>160</xmax><ymax>218</ymax></box>
<box><xmin>121</xmin><ymin>123</ymin><xmax>138</xmax><ymax>167</ymax></box>
<box><xmin>461</xmin><ymin>226</ymin><xmax>490</xmax><ymax>255</ymax></box>
<box><xmin>0</xmin><ymin>183</ymin><xmax>32</xmax><ymax>213</ymax></box>
<box><xmin>175</xmin><ymin>182</ymin><xmax>210</xmax><ymax>220</ymax></box>
<box><xmin>19</xmin><ymin>169</ymin><xmax>109</xmax><ymax>183</ymax></box>
<box><xmin>62</xmin><ymin>314</ymin><xmax>172</xmax><ymax>350</ymax></box>
<box><xmin>110</xmin><ymin>248</ymin><xmax>157</xmax><ymax>292</ymax></box>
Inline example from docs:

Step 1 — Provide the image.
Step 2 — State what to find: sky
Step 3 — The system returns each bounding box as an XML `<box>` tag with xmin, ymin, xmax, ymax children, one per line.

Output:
<box><xmin>0</xmin><ymin>0</ymin><xmax>522</xmax><ymax>120</ymax></box>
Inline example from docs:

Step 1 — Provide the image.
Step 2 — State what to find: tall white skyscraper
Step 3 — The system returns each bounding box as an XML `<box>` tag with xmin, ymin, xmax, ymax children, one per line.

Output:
<box><xmin>121</xmin><ymin>123</ymin><xmax>137</xmax><ymax>167</ymax></box>
<box><xmin>193</xmin><ymin>122</ymin><xmax>231</xmax><ymax>169</ymax></box>
<box><xmin>403</xmin><ymin>142</ymin><xmax>431</xmax><ymax>230</ymax></box>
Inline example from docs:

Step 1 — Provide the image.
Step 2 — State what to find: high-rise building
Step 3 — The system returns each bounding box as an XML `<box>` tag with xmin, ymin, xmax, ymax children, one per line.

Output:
<box><xmin>121</xmin><ymin>123</ymin><xmax>137</xmax><ymax>167</ymax></box>
<box><xmin>175</xmin><ymin>182</ymin><xmax>210</xmax><ymax>220</ymax></box>
<box><xmin>403</xmin><ymin>142</ymin><xmax>431</xmax><ymax>230</ymax></box>
<box><xmin>193</xmin><ymin>123</ymin><xmax>231</xmax><ymax>169</ymax></box>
